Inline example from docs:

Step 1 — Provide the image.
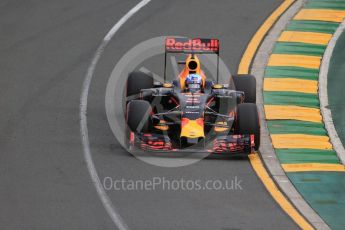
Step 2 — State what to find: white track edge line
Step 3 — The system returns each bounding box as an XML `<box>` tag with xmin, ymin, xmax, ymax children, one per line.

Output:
<box><xmin>319</xmin><ymin>19</ymin><xmax>345</xmax><ymax>165</ymax></box>
<box><xmin>80</xmin><ymin>1</ymin><xmax>151</xmax><ymax>229</ymax></box>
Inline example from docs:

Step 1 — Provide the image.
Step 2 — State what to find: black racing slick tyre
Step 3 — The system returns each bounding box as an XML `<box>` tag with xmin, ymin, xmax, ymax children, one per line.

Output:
<box><xmin>232</xmin><ymin>74</ymin><xmax>256</xmax><ymax>103</ymax></box>
<box><xmin>236</xmin><ymin>103</ymin><xmax>260</xmax><ymax>150</ymax></box>
<box><xmin>126</xmin><ymin>100</ymin><xmax>152</xmax><ymax>133</ymax></box>
<box><xmin>126</xmin><ymin>71</ymin><xmax>154</xmax><ymax>97</ymax></box>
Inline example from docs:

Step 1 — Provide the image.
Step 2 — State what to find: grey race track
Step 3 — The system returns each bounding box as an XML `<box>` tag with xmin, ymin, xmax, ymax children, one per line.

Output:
<box><xmin>0</xmin><ymin>0</ymin><xmax>300</xmax><ymax>229</ymax></box>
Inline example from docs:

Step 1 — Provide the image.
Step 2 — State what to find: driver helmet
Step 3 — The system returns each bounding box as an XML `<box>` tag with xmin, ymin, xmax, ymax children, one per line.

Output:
<box><xmin>185</xmin><ymin>73</ymin><xmax>203</xmax><ymax>93</ymax></box>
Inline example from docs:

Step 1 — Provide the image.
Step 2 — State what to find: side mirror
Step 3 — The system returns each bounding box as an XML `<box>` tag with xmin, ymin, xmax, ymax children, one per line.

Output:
<box><xmin>154</xmin><ymin>81</ymin><xmax>163</xmax><ymax>87</ymax></box>
<box><xmin>212</xmin><ymin>84</ymin><xmax>223</xmax><ymax>89</ymax></box>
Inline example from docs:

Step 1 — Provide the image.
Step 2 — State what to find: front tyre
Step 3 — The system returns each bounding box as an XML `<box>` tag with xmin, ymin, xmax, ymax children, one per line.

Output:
<box><xmin>232</xmin><ymin>74</ymin><xmax>256</xmax><ymax>103</ymax></box>
<box><xmin>126</xmin><ymin>100</ymin><xmax>152</xmax><ymax>133</ymax></box>
<box><xmin>126</xmin><ymin>71</ymin><xmax>154</xmax><ymax>98</ymax></box>
<box><xmin>236</xmin><ymin>103</ymin><xmax>260</xmax><ymax>150</ymax></box>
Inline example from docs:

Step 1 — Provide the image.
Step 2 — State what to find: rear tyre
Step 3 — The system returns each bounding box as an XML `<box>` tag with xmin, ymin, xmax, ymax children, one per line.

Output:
<box><xmin>236</xmin><ymin>103</ymin><xmax>260</xmax><ymax>150</ymax></box>
<box><xmin>127</xmin><ymin>100</ymin><xmax>152</xmax><ymax>133</ymax></box>
<box><xmin>232</xmin><ymin>74</ymin><xmax>256</xmax><ymax>103</ymax></box>
<box><xmin>126</xmin><ymin>71</ymin><xmax>154</xmax><ymax>97</ymax></box>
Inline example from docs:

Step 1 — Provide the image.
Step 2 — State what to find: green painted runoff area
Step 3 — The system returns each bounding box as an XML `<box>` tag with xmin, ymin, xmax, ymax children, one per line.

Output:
<box><xmin>278</xmin><ymin>149</ymin><xmax>340</xmax><ymax>164</ymax></box>
<box><xmin>264</xmin><ymin>91</ymin><xmax>319</xmax><ymax>108</ymax></box>
<box><xmin>265</xmin><ymin>66</ymin><xmax>319</xmax><ymax>80</ymax></box>
<box><xmin>304</xmin><ymin>0</ymin><xmax>345</xmax><ymax>10</ymax></box>
<box><xmin>267</xmin><ymin>120</ymin><xmax>327</xmax><ymax>136</ymax></box>
<box><xmin>273</xmin><ymin>42</ymin><xmax>326</xmax><ymax>56</ymax></box>
<box><xmin>287</xmin><ymin>172</ymin><xmax>345</xmax><ymax>230</ymax></box>
<box><xmin>286</xmin><ymin>20</ymin><xmax>339</xmax><ymax>34</ymax></box>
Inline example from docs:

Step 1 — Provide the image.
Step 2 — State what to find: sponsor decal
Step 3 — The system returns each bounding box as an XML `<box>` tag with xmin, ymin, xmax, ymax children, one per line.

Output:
<box><xmin>186</xmin><ymin>105</ymin><xmax>200</xmax><ymax>109</ymax></box>
<box><xmin>185</xmin><ymin>94</ymin><xmax>201</xmax><ymax>97</ymax></box>
<box><xmin>165</xmin><ymin>37</ymin><xmax>219</xmax><ymax>53</ymax></box>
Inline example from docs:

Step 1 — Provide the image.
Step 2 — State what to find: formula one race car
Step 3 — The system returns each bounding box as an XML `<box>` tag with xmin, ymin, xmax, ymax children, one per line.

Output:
<box><xmin>125</xmin><ymin>37</ymin><xmax>260</xmax><ymax>154</ymax></box>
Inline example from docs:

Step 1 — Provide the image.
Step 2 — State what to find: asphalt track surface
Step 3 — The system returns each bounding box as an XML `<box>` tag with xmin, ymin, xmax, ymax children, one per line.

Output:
<box><xmin>0</xmin><ymin>0</ymin><xmax>299</xmax><ymax>229</ymax></box>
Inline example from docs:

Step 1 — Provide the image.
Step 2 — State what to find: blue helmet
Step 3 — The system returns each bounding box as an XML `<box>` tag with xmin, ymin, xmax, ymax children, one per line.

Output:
<box><xmin>185</xmin><ymin>73</ymin><xmax>202</xmax><ymax>92</ymax></box>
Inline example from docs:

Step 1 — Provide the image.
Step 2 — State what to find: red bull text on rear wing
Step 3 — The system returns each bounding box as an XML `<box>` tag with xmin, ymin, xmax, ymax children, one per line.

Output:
<box><xmin>165</xmin><ymin>37</ymin><xmax>219</xmax><ymax>54</ymax></box>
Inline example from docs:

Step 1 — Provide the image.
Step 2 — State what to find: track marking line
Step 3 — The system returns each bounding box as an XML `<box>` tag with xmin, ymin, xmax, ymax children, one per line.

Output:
<box><xmin>264</xmin><ymin>105</ymin><xmax>322</xmax><ymax>123</ymax></box>
<box><xmin>271</xmin><ymin>134</ymin><xmax>333</xmax><ymax>150</ymax></box>
<box><xmin>80</xmin><ymin>1</ymin><xmax>151</xmax><ymax>229</ymax></box>
<box><xmin>264</xmin><ymin>78</ymin><xmax>318</xmax><ymax>94</ymax></box>
<box><xmin>238</xmin><ymin>0</ymin><xmax>295</xmax><ymax>74</ymax></box>
<box><xmin>278</xmin><ymin>31</ymin><xmax>332</xmax><ymax>45</ymax></box>
<box><xmin>282</xmin><ymin>163</ymin><xmax>345</xmax><ymax>172</ymax></box>
<box><xmin>265</xmin><ymin>66</ymin><xmax>319</xmax><ymax>80</ymax></box>
<box><xmin>268</xmin><ymin>54</ymin><xmax>321</xmax><ymax>69</ymax></box>
<box><xmin>294</xmin><ymin>9</ymin><xmax>345</xmax><ymax>23</ymax></box>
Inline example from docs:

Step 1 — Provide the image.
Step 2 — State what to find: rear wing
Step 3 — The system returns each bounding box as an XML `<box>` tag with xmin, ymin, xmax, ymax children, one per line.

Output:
<box><xmin>165</xmin><ymin>37</ymin><xmax>220</xmax><ymax>54</ymax></box>
<box><xmin>164</xmin><ymin>37</ymin><xmax>220</xmax><ymax>82</ymax></box>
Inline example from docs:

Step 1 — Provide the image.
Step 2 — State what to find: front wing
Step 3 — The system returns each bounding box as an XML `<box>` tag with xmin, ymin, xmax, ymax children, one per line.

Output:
<box><xmin>128</xmin><ymin>132</ymin><xmax>255</xmax><ymax>154</ymax></box>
